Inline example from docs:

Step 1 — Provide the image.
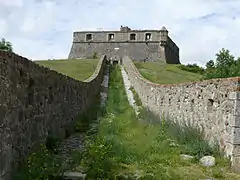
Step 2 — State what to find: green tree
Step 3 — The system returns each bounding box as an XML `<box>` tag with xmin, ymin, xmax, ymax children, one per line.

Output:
<box><xmin>0</xmin><ymin>38</ymin><xmax>13</xmax><ymax>52</ymax></box>
<box><xmin>215</xmin><ymin>48</ymin><xmax>235</xmax><ymax>77</ymax></box>
<box><xmin>206</xmin><ymin>60</ymin><xmax>214</xmax><ymax>69</ymax></box>
<box><xmin>203</xmin><ymin>48</ymin><xmax>240</xmax><ymax>79</ymax></box>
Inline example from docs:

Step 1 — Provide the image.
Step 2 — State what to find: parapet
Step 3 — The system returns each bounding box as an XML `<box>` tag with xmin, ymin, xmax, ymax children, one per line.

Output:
<box><xmin>72</xmin><ymin>26</ymin><xmax>170</xmax><ymax>43</ymax></box>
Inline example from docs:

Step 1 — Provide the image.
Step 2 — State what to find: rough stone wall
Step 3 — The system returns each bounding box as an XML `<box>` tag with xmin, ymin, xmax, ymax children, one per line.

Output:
<box><xmin>123</xmin><ymin>56</ymin><xmax>240</xmax><ymax>171</ymax></box>
<box><xmin>0</xmin><ymin>51</ymin><xmax>106</xmax><ymax>179</ymax></box>
<box><xmin>68</xmin><ymin>29</ymin><xmax>180</xmax><ymax>64</ymax></box>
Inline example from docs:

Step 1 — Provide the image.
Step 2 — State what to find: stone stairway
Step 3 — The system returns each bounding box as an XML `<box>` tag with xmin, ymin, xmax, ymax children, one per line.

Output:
<box><xmin>57</xmin><ymin>133</ymin><xmax>85</xmax><ymax>158</ymax></box>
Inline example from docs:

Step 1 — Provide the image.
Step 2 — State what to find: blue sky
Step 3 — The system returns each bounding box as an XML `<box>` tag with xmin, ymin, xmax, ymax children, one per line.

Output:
<box><xmin>0</xmin><ymin>0</ymin><xmax>240</xmax><ymax>66</ymax></box>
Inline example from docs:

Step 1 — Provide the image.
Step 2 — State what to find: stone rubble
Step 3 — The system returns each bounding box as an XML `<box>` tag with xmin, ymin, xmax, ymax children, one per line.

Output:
<box><xmin>199</xmin><ymin>156</ymin><xmax>216</xmax><ymax>167</ymax></box>
<box><xmin>180</xmin><ymin>154</ymin><xmax>194</xmax><ymax>161</ymax></box>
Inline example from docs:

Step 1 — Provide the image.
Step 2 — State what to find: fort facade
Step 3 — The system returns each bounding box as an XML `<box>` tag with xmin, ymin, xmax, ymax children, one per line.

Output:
<box><xmin>68</xmin><ymin>26</ymin><xmax>180</xmax><ymax>64</ymax></box>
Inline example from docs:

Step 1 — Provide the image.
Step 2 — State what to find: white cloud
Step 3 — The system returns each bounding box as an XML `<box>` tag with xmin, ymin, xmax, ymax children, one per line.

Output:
<box><xmin>20</xmin><ymin>1</ymin><xmax>56</xmax><ymax>34</ymax></box>
<box><xmin>0</xmin><ymin>0</ymin><xmax>23</xmax><ymax>7</ymax></box>
<box><xmin>0</xmin><ymin>19</ymin><xmax>8</xmax><ymax>35</ymax></box>
<box><xmin>2</xmin><ymin>0</ymin><xmax>240</xmax><ymax>66</ymax></box>
<box><xmin>20</xmin><ymin>17</ymin><xmax>36</xmax><ymax>32</ymax></box>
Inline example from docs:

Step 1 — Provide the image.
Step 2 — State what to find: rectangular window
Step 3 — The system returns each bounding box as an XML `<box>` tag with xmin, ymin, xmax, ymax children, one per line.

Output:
<box><xmin>145</xmin><ymin>33</ymin><xmax>151</xmax><ymax>40</ymax></box>
<box><xmin>86</xmin><ymin>34</ymin><xmax>92</xmax><ymax>41</ymax></box>
<box><xmin>130</xmin><ymin>33</ymin><xmax>136</xmax><ymax>40</ymax></box>
<box><xmin>108</xmin><ymin>34</ymin><xmax>115</xmax><ymax>41</ymax></box>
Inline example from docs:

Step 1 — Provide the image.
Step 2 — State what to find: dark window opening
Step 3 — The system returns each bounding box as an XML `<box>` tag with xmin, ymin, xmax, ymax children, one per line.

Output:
<box><xmin>19</xmin><ymin>110</ymin><xmax>23</xmax><ymax>122</ymax></box>
<box><xmin>48</xmin><ymin>87</ymin><xmax>53</xmax><ymax>104</ymax></box>
<box><xmin>28</xmin><ymin>91</ymin><xmax>34</xmax><ymax>105</ymax></box>
<box><xmin>19</xmin><ymin>69</ymin><xmax>23</xmax><ymax>77</ymax></box>
<box><xmin>207</xmin><ymin>99</ymin><xmax>214</xmax><ymax>113</ymax></box>
<box><xmin>65</xmin><ymin>129</ymin><xmax>70</xmax><ymax>138</ymax></box>
<box><xmin>130</xmin><ymin>33</ymin><xmax>136</xmax><ymax>40</ymax></box>
<box><xmin>108</xmin><ymin>34</ymin><xmax>114</xmax><ymax>41</ymax></box>
<box><xmin>145</xmin><ymin>33</ymin><xmax>151</xmax><ymax>40</ymax></box>
<box><xmin>86</xmin><ymin>34</ymin><xmax>92</xmax><ymax>41</ymax></box>
<box><xmin>28</xmin><ymin>78</ymin><xmax>34</xmax><ymax>88</ymax></box>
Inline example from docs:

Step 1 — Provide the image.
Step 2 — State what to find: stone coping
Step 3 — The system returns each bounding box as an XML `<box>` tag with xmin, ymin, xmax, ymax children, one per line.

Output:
<box><xmin>0</xmin><ymin>51</ymin><xmax>106</xmax><ymax>84</ymax></box>
<box><xmin>84</xmin><ymin>55</ymin><xmax>106</xmax><ymax>82</ymax></box>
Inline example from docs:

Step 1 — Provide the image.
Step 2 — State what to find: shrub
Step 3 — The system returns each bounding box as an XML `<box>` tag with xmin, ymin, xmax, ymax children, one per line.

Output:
<box><xmin>0</xmin><ymin>38</ymin><xmax>13</xmax><ymax>52</ymax></box>
<box><xmin>177</xmin><ymin>63</ymin><xmax>205</xmax><ymax>74</ymax></box>
<box><xmin>15</xmin><ymin>144</ymin><xmax>64</xmax><ymax>180</ymax></box>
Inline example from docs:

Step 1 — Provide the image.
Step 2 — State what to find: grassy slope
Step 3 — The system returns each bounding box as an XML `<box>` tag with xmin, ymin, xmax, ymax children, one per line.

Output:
<box><xmin>35</xmin><ymin>59</ymin><xmax>99</xmax><ymax>81</ymax></box>
<box><xmin>134</xmin><ymin>61</ymin><xmax>202</xmax><ymax>84</ymax></box>
<box><xmin>81</xmin><ymin>65</ymin><xmax>240</xmax><ymax>179</ymax></box>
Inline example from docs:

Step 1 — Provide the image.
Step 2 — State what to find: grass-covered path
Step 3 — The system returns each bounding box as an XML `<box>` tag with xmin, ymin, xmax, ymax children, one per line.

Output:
<box><xmin>16</xmin><ymin>64</ymin><xmax>240</xmax><ymax>180</ymax></box>
<box><xmin>79</xmin><ymin>65</ymin><xmax>240</xmax><ymax>179</ymax></box>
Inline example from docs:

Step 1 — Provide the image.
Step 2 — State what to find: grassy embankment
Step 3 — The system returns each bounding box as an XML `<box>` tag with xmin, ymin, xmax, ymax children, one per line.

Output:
<box><xmin>35</xmin><ymin>59</ymin><xmax>99</xmax><ymax>81</ymax></box>
<box><xmin>134</xmin><ymin>61</ymin><xmax>202</xmax><ymax>84</ymax></box>
<box><xmin>79</xmin><ymin>65</ymin><xmax>240</xmax><ymax>179</ymax></box>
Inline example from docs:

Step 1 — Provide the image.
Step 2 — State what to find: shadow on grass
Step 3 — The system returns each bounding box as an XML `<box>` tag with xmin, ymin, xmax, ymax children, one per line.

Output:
<box><xmin>139</xmin><ymin>109</ymin><xmax>221</xmax><ymax>160</ymax></box>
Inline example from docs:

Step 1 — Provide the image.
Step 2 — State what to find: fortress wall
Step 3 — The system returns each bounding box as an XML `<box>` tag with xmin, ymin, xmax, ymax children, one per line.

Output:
<box><xmin>69</xmin><ymin>42</ymin><xmax>162</xmax><ymax>62</ymax></box>
<box><xmin>123</xmin><ymin>56</ymin><xmax>240</xmax><ymax>171</ymax></box>
<box><xmin>69</xmin><ymin>30</ymin><xmax>180</xmax><ymax>63</ymax></box>
<box><xmin>164</xmin><ymin>37</ymin><xmax>180</xmax><ymax>64</ymax></box>
<box><xmin>72</xmin><ymin>31</ymin><xmax>161</xmax><ymax>42</ymax></box>
<box><xmin>0</xmin><ymin>51</ymin><xmax>106</xmax><ymax>179</ymax></box>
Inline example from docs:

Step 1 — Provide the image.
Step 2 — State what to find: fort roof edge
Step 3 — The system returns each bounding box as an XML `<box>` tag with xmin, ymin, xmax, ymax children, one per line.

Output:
<box><xmin>73</xmin><ymin>30</ymin><xmax>165</xmax><ymax>33</ymax></box>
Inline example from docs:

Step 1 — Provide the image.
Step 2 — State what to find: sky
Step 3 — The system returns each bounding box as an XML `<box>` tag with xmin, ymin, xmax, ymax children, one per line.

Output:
<box><xmin>0</xmin><ymin>0</ymin><xmax>240</xmax><ymax>66</ymax></box>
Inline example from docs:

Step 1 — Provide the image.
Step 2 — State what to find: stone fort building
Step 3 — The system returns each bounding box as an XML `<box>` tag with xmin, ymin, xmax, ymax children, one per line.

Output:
<box><xmin>68</xmin><ymin>26</ymin><xmax>180</xmax><ymax>64</ymax></box>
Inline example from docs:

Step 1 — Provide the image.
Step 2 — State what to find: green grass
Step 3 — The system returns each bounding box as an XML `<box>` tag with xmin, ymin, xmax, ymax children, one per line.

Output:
<box><xmin>80</xmin><ymin>65</ymin><xmax>240</xmax><ymax>179</ymax></box>
<box><xmin>35</xmin><ymin>59</ymin><xmax>99</xmax><ymax>81</ymax></box>
<box><xmin>15</xmin><ymin>65</ymin><xmax>240</xmax><ymax>179</ymax></box>
<box><xmin>134</xmin><ymin>61</ymin><xmax>202</xmax><ymax>84</ymax></box>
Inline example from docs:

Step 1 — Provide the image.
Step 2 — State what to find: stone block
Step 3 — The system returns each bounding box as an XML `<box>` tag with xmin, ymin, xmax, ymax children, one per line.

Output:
<box><xmin>228</xmin><ymin>115</ymin><xmax>240</xmax><ymax>127</ymax></box>
<box><xmin>229</xmin><ymin>92</ymin><xmax>240</xmax><ymax>100</ymax></box>
<box><xmin>234</xmin><ymin>100</ymin><xmax>240</xmax><ymax>116</ymax></box>
<box><xmin>232</xmin><ymin>156</ymin><xmax>240</xmax><ymax>173</ymax></box>
<box><xmin>232</xmin><ymin>145</ymin><xmax>240</xmax><ymax>156</ymax></box>
<box><xmin>232</xmin><ymin>127</ymin><xmax>240</xmax><ymax>144</ymax></box>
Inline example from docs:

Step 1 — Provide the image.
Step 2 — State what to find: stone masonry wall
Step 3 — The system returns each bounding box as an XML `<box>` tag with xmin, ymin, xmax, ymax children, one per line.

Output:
<box><xmin>165</xmin><ymin>37</ymin><xmax>180</xmax><ymax>64</ymax></box>
<box><xmin>68</xmin><ymin>29</ymin><xmax>180</xmax><ymax>64</ymax></box>
<box><xmin>69</xmin><ymin>42</ymin><xmax>161</xmax><ymax>62</ymax></box>
<box><xmin>123</xmin><ymin>56</ymin><xmax>240</xmax><ymax>171</ymax></box>
<box><xmin>0</xmin><ymin>51</ymin><xmax>106</xmax><ymax>179</ymax></box>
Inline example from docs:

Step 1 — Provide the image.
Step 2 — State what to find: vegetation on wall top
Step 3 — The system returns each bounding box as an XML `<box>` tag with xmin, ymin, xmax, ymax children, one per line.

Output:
<box><xmin>135</xmin><ymin>48</ymin><xmax>240</xmax><ymax>84</ymax></box>
<box><xmin>0</xmin><ymin>38</ymin><xmax>13</xmax><ymax>52</ymax></box>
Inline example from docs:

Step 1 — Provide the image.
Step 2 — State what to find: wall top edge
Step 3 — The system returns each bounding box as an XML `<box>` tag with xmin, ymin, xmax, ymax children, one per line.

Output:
<box><xmin>0</xmin><ymin>51</ymin><xmax>105</xmax><ymax>84</ymax></box>
<box><xmin>73</xmin><ymin>30</ymin><xmax>166</xmax><ymax>34</ymax></box>
<box><xmin>124</xmin><ymin>56</ymin><xmax>240</xmax><ymax>88</ymax></box>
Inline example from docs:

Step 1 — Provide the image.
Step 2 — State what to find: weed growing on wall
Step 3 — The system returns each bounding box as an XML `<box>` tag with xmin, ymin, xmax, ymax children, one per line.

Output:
<box><xmin>129</xmin><ymin>86</ymin><xmax>142</xmax><ymax>107</ymax></box>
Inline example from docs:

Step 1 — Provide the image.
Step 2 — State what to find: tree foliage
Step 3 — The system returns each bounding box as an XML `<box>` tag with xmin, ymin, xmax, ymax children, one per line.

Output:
<box><xmin>203</xmin><ymin>48</ymin><xmax>240</xmax><ymax>79</ymax></box>
<box><xmin>0</xmin><ymin>38</ymin><xmax>13</xmax><ymax>52</ymax></box>
<box><xmin>177</xmin><ymin>48</ymin><xmax>240</xmax><ymax>80</ymax></box>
